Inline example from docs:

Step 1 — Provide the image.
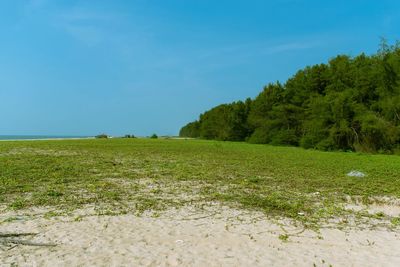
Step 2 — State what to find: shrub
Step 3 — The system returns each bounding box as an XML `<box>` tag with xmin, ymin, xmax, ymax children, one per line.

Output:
<box><xmin>247</xmin><ymin>127</ymin><xmax>270</xmax><ymax>144</ymax></box>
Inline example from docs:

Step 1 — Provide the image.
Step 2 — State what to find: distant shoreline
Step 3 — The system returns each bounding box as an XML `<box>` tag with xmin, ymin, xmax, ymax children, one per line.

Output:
<box><xmin>0</xmin><ymin>136</ymin><xmax>94</xmax><ymax>142</ymax></box>
<box><xmin>0</xmin><ymin>136</ymin><xmax>192</xmax><ymax>141</ymax></box>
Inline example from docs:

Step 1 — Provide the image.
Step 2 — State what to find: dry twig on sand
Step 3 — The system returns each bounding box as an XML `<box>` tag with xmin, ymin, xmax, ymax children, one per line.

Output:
<box><xmin>0</xmin><ymin>233</ymin><xmax>38</xmax><ymax>238</ymax></box>
<box><xmin>0</xmin><ymin>232</ymin><xmax>56</xmax><ymax>247</ymax></box>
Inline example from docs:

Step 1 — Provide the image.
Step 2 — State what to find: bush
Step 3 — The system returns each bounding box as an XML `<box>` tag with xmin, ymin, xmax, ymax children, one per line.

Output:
<box><xmin>270</xmin><ymin>130</ymin><xmax>299</xmax><ymax>146</ymax></box>
<box><xmin>316</xmin><ymin>138</ymin><xmax>336</xmax><ymax>151</ymax></box>
<box><xmin>95</xmin><ymin>134</ymin><xmax>108</xmax><ymax>139</ymax></box>
<box><xmin>299</xmin><ymin>135</ymin><xmax>315</xmax><ymax>149</ymax></box>
<box><xmin>150</xmin><ymin>134</ymin><xmax>158</xmax><ymax>139</ymax></box>
<box><xmin>124</xmin><ymin>134</ymin><xmax>135</xmax><ymax>138</ymax></box>
<box><xmin>247</xmin><ymin>128</ymin><xmax>270</xmax><ymax>144</ymax></box>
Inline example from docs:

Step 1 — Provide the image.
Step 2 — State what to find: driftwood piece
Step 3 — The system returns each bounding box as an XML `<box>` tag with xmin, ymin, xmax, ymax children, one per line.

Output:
<box><xmin>0</xmin><ymin>239</ymin><xmax>56</xmax><ymax>247</ymax></box>
<box><xmin>0</xmin><ymin>233</ymin><xmax>38</xmax><ymax>238</ymax></box>
<box><xmin>0</xmin><ymin>232</ymin><xmax>56</xmax><ymax>247</ymax></box>
<box><xmin>180</xmin><ymin>212</ymin><xmax>219</xmax><ymax>221</ymax></box>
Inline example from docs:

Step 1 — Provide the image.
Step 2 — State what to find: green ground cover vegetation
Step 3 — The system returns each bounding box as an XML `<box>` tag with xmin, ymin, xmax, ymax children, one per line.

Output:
<box><xmin>1</xmin><ymin>138</ymin><xmax>399</xmax><ymax>226</ymax></box>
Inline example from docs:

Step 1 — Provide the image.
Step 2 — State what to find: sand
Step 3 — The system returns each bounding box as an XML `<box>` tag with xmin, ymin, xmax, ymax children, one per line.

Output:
<box><xmin>1</xmin><ymin>205</ymin><xmax>400</xmax><ymax>267</ymax></box>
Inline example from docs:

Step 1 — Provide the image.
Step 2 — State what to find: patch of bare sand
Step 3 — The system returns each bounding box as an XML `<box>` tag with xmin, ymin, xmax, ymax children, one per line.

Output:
<box><xmin>1</xmin><ymin>205</ymin><xmax>400</xmax><ymax>267</ymax></box>
<box><xmin>344</xmin><ymin>196</ymin><xmax>400</xmax><ymax>217</ymax></box>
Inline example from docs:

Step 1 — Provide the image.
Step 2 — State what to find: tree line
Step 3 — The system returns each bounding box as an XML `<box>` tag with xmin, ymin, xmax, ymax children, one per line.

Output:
<box><xmin>180</xmin><ymin>41</ymin><xmax>400</xmax><ymax>153</ymax></box>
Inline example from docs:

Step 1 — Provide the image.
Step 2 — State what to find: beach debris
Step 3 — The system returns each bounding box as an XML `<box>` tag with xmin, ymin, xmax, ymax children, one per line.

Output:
<box><xmin>0</xmin><ymin>233</ymin><xmax>37</xmax><ymax>238</ymax></box>
<box><xmin>347</xmin><ymin>171</ymin><xmax>366</xmax><ymax>177</ymax></box>
<box><xmin>297</xmin><ymin>212</ymin><xmax>305</xmax><ymax>216</ymax></box>
<box><xmin>0</xmin><ymin>239</ymin><xmax>57</xmax><ymax>247</ymax></box>
<box><xmin>0</xmin><ymin>232</ymin><xmax>56</xmax><ymax>248</ymax></box>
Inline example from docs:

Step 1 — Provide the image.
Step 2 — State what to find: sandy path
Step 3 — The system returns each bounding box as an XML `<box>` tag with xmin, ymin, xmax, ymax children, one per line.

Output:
<box><xmin>1</xmin><ymin>206</ymin><xmax>400</xmax><ymax>267</ymax></box>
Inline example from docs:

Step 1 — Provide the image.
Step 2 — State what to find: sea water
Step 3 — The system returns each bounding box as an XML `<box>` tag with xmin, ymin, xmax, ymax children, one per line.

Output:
<box><xmin>0</xmin><ymin>135</ymin><xmax>91</xmax><ymax>140</ymax></box>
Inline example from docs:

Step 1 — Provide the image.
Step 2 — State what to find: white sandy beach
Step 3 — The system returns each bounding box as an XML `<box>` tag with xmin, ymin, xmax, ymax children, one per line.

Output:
<box><xmin>1</xmin><ymin>205</ymin><xmax>400</xmax><ymax>267</ymax></box>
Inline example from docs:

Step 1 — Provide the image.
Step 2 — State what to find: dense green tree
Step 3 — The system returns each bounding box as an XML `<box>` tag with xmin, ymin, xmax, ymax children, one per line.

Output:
<box><xmin>179</xmin><ymin>121</ymin><xmax>200</xmax><ymax>138</ymax></box>
<box><xmin>180</xmin><ymin>41</ymin><xmax>400</xmax><ymax>153</ymax></box>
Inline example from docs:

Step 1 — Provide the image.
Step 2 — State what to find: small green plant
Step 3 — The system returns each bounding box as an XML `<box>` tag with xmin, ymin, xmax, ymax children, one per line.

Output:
<box><xmin>373</xmin><ymin>211</ymin><xmax>385</xmax><ymax>219</ymax></box>
<box><xmin>46</xmin><ymin>189</ymin><xmax>64</xmax><ymax>197</ymax></box>
<box><xmin>44</xmin><ymin>210</ymin><xmax>63</xmax><ymax>219</ymax></box>
<box><xmin>9</xmin><ymin>198</ymin><xmax>27</xmax><ymax>210</ymax></box>
<box><xmin>246</xmin><ymin>176</ymin><xmax>261</xmax><ymax>184</ymax></box>
<box><xmin>391</xmin><ymin>217</ymin><xmax>400</xmax><ymax>226</ymax></box>
<box><xmin>278</xmin><ymin>234</ymin><xmax>289</xmax><ymax>242</ymax></box>
<box><xmin>1</xmin><ymin>217</ymin><xmax>19</xmax><ymax>224</ymax></box>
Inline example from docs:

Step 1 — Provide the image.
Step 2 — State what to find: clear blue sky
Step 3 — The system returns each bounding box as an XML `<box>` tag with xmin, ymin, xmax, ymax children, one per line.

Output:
<box><xmin>1</xmin><ymin>0</ymin><xmax>399</xmax><ymax>136</ymax></box>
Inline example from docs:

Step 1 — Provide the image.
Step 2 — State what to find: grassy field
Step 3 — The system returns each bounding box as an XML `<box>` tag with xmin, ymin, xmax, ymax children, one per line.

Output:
<box><xmin>1</xmin><ymin>138</ymin><xmax>400</xmax><ymax>226</ymax></box>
